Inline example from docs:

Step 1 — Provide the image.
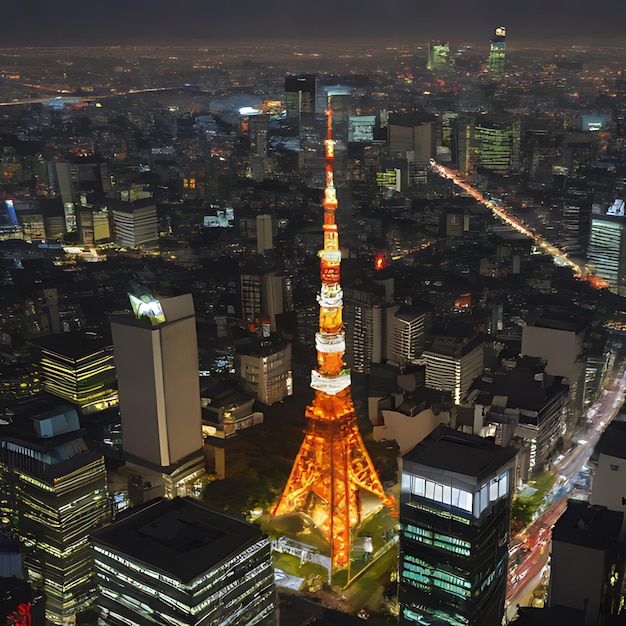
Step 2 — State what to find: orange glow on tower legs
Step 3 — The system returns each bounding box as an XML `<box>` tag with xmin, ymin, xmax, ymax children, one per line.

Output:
<box><xmin>273</xmin><ymin>107</ymin><xmax>393</xmax><ymax>571</ymax></box>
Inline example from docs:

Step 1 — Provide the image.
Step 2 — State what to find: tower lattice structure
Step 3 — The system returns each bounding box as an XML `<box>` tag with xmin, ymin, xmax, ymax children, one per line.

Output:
<box><xmin>273</xmin><ymin>107</ymin><xmax>393</xmax><ymax>571</ymax></box>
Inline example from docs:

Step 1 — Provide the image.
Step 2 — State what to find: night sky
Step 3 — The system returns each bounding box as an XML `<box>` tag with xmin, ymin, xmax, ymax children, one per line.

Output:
<box><xmin>2</xmin><ymin>0</ymin><xmax>625</xmax><ymax>47</ymax></box>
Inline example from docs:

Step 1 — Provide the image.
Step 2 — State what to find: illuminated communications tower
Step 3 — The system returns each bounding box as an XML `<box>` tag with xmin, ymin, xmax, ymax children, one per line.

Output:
<box><xmin>273</xmin><ymin>108</ymin><xmax>393</xmax><ymax>571</ymax></box>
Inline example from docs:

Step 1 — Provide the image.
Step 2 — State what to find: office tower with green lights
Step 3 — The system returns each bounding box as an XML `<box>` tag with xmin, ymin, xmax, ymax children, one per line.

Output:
<box><xmin>488</xmin><ymin>27</ymin><xmax>506</xmax><ymax>79</ymax></box>
<box><xmin>399</xmin><ymin>426</ymin><xmax>517</xmax><ymax>626</ymax></box>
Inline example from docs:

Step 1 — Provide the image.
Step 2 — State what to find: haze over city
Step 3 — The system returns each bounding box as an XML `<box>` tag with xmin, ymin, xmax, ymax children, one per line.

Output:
<box><xmin>4</xmin><ymin>0</ymin><xmax>626</xmax><ymax>46</ymax></box>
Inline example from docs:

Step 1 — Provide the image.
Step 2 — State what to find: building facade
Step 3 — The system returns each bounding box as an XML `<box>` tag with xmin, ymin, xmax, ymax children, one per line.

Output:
<box><xmin>400</xmin><ymin>426</ymin><xmax>517</xmax><ymax>626</ymax></box>
<box><xmin>111</xmin><ymin>198</ymin><xmax>157</xmax><ymax>248</ymax></box>
<box><xmin>424</xmin><ymin>336</ymin><xmax>484</xmax><ymax>405</ymax></box>
<box><xmin>92</xmin><ymin>497</ymin><xmax>277</xmax><ymax>625</ymax></box>
<box><xmin>0</xmin><ymin>401</ymin><xmax>111</xmax><ymax>624</ymax></box>
<box><xmin>388</xmin><ymin>307</ymin><xmax>428</xmax><ymax>367</ymax></box>
<box><xmin>550</xmin><ymin>501</ymin><xmax>623</xmax><ymax>624</ymax></box>
<box><xmin>488</xmin><ymin>27</ymin><xmax>506</xmax><ymax>79</ymax></box>
<box><xmin>587</xmin><ymin>201</ymin><xmax>626</xmax><ymax>295</ymax></box>
<box><xmin>31</xmin><ymin>331</ymin><xmax>118</xmax><ymax>415</ymax></box>
<box><xmin>110</xmin><ymin>293</ymin><xmax>204</xmax><ymax>497</ymax></box>
<box><xmin>235</xmin><ymin>335</ymin><xmax>293</xmax><ymax>405</ymax></box>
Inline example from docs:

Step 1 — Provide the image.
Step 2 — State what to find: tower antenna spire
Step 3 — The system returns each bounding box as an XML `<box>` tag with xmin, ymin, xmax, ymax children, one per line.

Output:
<box><xmin>273</xmin><ymin>100</ymin><xmax>393</xmax><ymax>572</ymax></box>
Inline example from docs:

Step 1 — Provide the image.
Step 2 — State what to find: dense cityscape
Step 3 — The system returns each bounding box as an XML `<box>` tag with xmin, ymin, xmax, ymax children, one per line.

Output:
<box><xmin>0</xmin><ymin>23</ymin><xmax>625</xmax><ymax>626</ymax></box>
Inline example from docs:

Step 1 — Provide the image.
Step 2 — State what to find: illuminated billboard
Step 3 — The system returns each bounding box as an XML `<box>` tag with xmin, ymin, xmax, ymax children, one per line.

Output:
<box><xmin>607</xmin><ymin>199</ymin><xmax>625</xmax><ymax>216</ymax></box>
<box><xmin>203</xmin><ymin>207</ymin><xmax>234</xmax><ymax>228</ymax></box>
<box><xmin>582</xmin><ymin>114</ymin><xmax>611</xmax><ymax>132</ymax></box>
<box><xmin>128</xmin><ymin>292</ymin><xmax>166</xmax><ymax>326</ymax></box>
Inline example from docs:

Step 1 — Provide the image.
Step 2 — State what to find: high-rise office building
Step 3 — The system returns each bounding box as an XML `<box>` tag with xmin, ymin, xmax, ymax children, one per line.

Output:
<box><xmin>240</xmin><ymin>269</ymin><xmax>292</xmax><ymax>332</ymax></box>
<box><xmin>474</xmin><ymin>119</ymin><xmax>513</xmax><ymax>173</ymax></box>
<box><xmin>30</xmin><ymin>331</ymin><xmax>118</xmax><ymax>415</ymax></box>
<box><xmin>0</xmin><ymin>399</ymin><xmax>111</xmax><ymax>624</ymax></box>
<box><xmin>46</xmin><ymin>161</ymin><xmax>76</xmax><ymax>207</ymax></box>
<box><xmin>92</xmin><ymin>497</ymin><xmax>277</xmax><ymax>625</ymax></box>
<box><xmin>111</xmin><ymin>197</ymin><xmax>157</xmax><ymax>248</ymax></box>
<box><xmin>455</xmin><ymin>116</ymin><xmax>478</xmax><ymax>175</ymax></box>
<box><xmin>344</xmin><ymin>277</ymin><xmax>394</xmax><ymax>374</ymax></box>
<box><xmin>110</xmin><ymin>292</ymin><xmax>204</xmax><ymax>497</ymax></box>
<box><xmin>424</xmin><ymin>335</ymin><xmax>484</xmax><ymax>405</ymax></box>
<box><xmin>400</xmin><ymin>426</ymin><xmax>517</xmax><ymax>626</ymax></box>
<box><xmin>587</xmin><ymin>200</ymin><xmax>626</xmax><ymax>295</ymax></box>
<box><xmin>235</xmin><ymin>334</ymin><xmax>293</xmax><ymax>405</ymax></box>
<box><xmin>256</xmin><ymin>213</ymin><xmax>273</xmax><ymax>254</ymax></box>
<box><xmin>284</xmin><ymin>74</ymin><xmax>317</xmax><ymax>124</ymax></box>
<box><xmin>427</xmin><ymin>41</ymin><xmax>451</xmax><ymax>72</ymax></box>
<box><xmin>78</xmin><ymin>203</ymin><xmax>112</xmax><ymax>245</ymax></box>
<box><xmin>388</xmin><ymin>307</ymin><xmax>428</xmax><ymax>367</ymax></box>
<box><xmin>521</xmin><ymin>315</ymin><xmax>587</xmax><ymax>423</ymax></box>
<box><xmin>549</xmin><ymin>501</ymin><xmax>623</xmax><ymax>624</ymax></box>
<box><xmin>348</xmin><ymin>115</ymin><xmax>376</xmax><ymax>142</ymax></box>
<box><xmin>388</xmin><ymin>114</ymin><xmax>437</xmax><ymax>166</ymax></box>
<box><xmin>488</xmin><ymin>27</ymin><xmax>506</xmax><ymax>79</ymax></box>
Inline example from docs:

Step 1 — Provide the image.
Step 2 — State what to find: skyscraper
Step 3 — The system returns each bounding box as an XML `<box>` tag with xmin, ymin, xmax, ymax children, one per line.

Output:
<box><xmin>256</xmin><ymin>213</ymin><xmax>273</xmax><ymax>254</ymax></box>
<box><xmin>427</xmin><ymin>41</ymin><xmax>451</xmax><ymax>72</ymax></box>
<box><xmin>474</xmin><ymin>119</ymin><xmax>513</xmax><ymax>173</ymax></box>
<box><xmin>424</xmin><ymin>335</ymin><xmax>484</xmax><ymax>405</ymax></box>
<box><xmin>273</xmin><ymin>107</ymin><xmax>392</xmax><ymax>572</ymax></box>
<box><xmin>236</xmin><ymin>334</ymin><xmax>293</xmax><ymax>405</ymax></box>
<box><xmin>388</xmin><ymin>307</ymin><xmax>428</xmax><ymax>367</ymax></box>
<box><xmin>400</xmin><ymin>426</ymin><xmax>516</xmax><ymax>626</ymax></box>
<box><xmin>343</xmin><ymin>278</ymin><xmax>394</xmax><ymax>374</ymax></box>
<box><xmin>0</xmin><ymin>400</ymin><xmax>111</xmax><ymax>624</ymax></box>
<box><xmin>110</xmin><ymin>292</ymin><xmax>204</xmax><ymax>498</ymax></box>
<box><xmin>111</xmin><ymin>197</ymin><xmax>157</xmax><ymax>248</ymax></box>
<box><xmin>587</xmin><ymin>199</ymin><xmax>626</xmax><ymax>295</ymax></box>
<box><xmin>30</xmin><ymin>331</ymin><xmax>118</xmax><ymax>415</ymax></box>
<box><xmin>488</xmin><ymin>27</ymin><xmax>506</xmax><ymax>79</ymax></box>
<box><xmin>284</xmin><ymin>74</ymin><xmax>317</xmax><ymax>125</ymax></box>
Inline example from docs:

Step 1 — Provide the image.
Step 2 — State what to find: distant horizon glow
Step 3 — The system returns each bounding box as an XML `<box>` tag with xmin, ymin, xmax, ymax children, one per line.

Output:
<box><xmin>0</xmin><ymin>1</ymin><xmax>623</xmax><ymax>48</ymax></box>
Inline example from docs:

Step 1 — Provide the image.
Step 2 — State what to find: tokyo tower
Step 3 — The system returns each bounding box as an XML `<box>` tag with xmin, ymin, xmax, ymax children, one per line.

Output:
<box><xmin>273</xmin><ymin>106</ymin><xmax>393</xmax><ymax>571</ymax></box>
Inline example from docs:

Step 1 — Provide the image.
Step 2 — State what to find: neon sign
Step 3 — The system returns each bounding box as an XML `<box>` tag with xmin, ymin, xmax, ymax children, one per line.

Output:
<box><xmin>8</xmin><ymin>602</ymin><xmax>32</xmax><ymax>625</ymax></box>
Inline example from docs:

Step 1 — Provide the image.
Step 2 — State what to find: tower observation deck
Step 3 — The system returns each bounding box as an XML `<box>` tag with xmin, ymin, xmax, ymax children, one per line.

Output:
<box><xmin>272</xmin><ymin>107</ymin><xmax>393</xmax><ymax>571</ymax></box>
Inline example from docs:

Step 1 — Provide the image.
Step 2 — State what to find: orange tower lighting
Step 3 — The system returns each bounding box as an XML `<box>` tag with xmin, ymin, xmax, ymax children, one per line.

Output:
<box><xmin>273</xmin><ymin>106</ymin><xmax>393</xmax><ymax>571</ymax></box>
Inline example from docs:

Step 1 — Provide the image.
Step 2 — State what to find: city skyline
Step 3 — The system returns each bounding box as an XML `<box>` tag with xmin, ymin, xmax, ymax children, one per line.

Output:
<box><xmin>2</xmin><ymin>0</ymin><xmax>626</xmax><ymax>47</ymax></box>
<box><xmin>0</xmin><ymin>19</ymin><xmax>625</xmax><ymax>624</ymax></box>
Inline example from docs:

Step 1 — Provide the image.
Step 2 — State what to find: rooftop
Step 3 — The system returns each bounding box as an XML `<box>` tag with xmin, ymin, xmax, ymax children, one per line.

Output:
<box><xmin>91</xmin><ymin>497</ymin><xmax>265</xmax><ymax>584</ymax></box>
<box><xmin>30</xmin><ymin>331</ymin><xmax>112</xmax><ymax>361</ymax></box>
<box><xmin>403</xmin><ymin>425</ymin><xmax>517</xmax><ymax>481</ymax></box>
<box><xmin>595</xmin><ymin>421</ymin><xmax>626</xmax><ymax>461</ymax></box>
<box><xmin>513</xmin><ymin>605</ymin><xmax>584</xmax><ymax>626</ymax></box>
<box><xmin>552</xmin><ymin>501</ymin><xmax>623</xmax><ymax>551</ymax></box>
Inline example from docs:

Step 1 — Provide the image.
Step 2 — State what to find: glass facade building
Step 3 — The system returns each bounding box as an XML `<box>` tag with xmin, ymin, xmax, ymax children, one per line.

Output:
<box><xmin>488</xmin><ymin>27</ymin><xmax>506</xmax><ymax>79</ymax></box>
<box><xmin>92</xmin><ymin>497</ymin><xmax>277</xmax><ymax>625</ymax></box>
<box><xmin>400</xmin><ymin>426</ymin><xmax>517</xmax><ymax>626</ymax></box>
<box><xmin>0</xmin><ymin>400</ymin><xmax>111</xmax><ymax>624</ymax></box>
<box><xmin>587</xmin><ymin>204</ymin><xmax>626</xmax><ymax>296</ymax></box>
<box><xmin>31</xmin><ymin>331</ymin><xmax>118</xmax><ymax>415</ymax></box>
